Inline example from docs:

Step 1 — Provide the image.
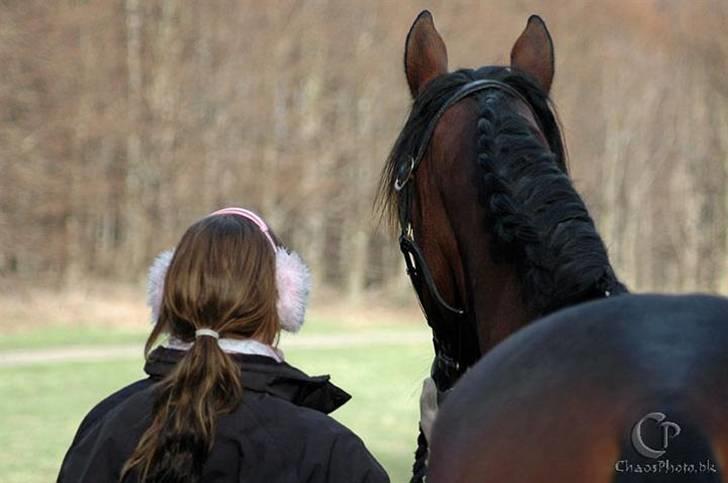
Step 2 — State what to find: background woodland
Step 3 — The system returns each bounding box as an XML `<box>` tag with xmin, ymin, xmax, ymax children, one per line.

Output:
<box><xmin>2</xmin><ymin>0</ymin><xmax>727</xmax><ymax>299</ymax></box>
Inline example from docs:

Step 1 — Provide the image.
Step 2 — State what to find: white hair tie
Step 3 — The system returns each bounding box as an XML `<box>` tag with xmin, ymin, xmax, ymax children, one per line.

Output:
<box><xmin>195</xmin><ymin>328</ymin><xmax>220</xmax><ymax>339</ymax></box>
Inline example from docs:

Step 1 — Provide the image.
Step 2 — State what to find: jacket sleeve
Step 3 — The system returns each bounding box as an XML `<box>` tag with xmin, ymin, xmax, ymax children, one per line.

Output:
<box><xmin>57</xmin><ymin>419</ymin><xmax>127</xmax><ymax>483</ymax></box>
<box><xmin>325</xmin><ymin>432</ymin><xmax>390</xmax><ymax>483</ymax></box>
<box><xmin>57</xmin><ymin>379</ymin><xmax>152</xmax><ymax>483</ymax></box>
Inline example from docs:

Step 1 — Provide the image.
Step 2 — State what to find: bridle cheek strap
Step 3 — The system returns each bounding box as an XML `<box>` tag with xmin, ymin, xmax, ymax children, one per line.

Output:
<box><xmin>394</xmin><ymin>80</ymin><xmax>537</xmax><ymax>392</ymax></box>
<box><xmin>400</xmin><ymin>235</ymin><xmax>464</xmax><ymax>317</ymax></box>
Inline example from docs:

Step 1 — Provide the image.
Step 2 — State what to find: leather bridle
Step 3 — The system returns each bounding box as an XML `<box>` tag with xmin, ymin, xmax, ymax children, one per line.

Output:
<box><xmin>394</xmin><ymin>79</ymin><xmax>541</xmax><ymax>394</ymax></box>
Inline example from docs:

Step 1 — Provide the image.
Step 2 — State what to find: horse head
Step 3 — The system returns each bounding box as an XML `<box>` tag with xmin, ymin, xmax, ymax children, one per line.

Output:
<box><xmin>380</xmin><ymin>10</ymin><xmax>626</xmax><ymax>383</ymax></box>
<box><xmin>378</xmin><ymin>12</ymin><xmax>628</xmax><ymax>480</ymax></box>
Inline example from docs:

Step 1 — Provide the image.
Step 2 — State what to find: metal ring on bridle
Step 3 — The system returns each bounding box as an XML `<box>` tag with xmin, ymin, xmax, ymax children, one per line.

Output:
<box><xmin>394</xmin><ymin>156</ymin><xmax>415</xmax><ymax>192</ymax></box>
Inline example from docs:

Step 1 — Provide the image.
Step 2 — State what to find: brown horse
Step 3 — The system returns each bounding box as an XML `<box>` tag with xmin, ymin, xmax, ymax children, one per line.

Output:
<box><xmin>379</xmin><ymin>11</ymin><xmax>728</xmax><ymax>482</ymax></box>
<box><xmin>377</xmin><ymin>11</ymin><xmax>627</xmax><ymax>480</ymax></box>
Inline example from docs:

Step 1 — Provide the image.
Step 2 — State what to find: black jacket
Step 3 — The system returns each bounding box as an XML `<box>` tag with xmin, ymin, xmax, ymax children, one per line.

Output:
<box><xmin>58</xmin><ymin>347</ymin><xmax>389</xmax><ymax>483</ymax></box>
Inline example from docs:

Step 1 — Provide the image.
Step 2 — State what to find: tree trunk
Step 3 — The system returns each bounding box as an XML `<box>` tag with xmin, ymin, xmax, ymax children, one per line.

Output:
<box><xmin>123</xmin><ymin>0</ymin><xmax>146</xmax><ymax>278</ymax></box>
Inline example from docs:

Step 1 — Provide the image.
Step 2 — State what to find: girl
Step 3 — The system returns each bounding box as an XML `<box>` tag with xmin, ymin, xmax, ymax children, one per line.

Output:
<box><xmin>58</xmin><ymin>208</ymin><xmax>388</xmax><ymax>483</ymax></box>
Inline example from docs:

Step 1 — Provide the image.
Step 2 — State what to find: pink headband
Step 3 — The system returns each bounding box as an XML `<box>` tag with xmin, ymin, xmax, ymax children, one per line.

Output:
<box><xmin>209</xmin><ymin>207</ymin><xmax>276</xmax><ymax>249</ymax></box>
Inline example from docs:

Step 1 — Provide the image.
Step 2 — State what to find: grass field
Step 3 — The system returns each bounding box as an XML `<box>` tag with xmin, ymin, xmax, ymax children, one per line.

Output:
<box><xmin>0</xmin><ymin>311</ymin><xmax>432</xmax><ymax>483</ymax></box>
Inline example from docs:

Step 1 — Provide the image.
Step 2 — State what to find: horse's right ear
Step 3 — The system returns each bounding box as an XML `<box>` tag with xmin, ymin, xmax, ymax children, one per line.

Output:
<box><xmin>510</xmin><ymin>15</ymin><xmax>555</xmax><ymax>93</ymax></box>
<box><xmin>404</xmin><ymin>10</ymin><xmax>448</xmax><ymax>98</ymax></box>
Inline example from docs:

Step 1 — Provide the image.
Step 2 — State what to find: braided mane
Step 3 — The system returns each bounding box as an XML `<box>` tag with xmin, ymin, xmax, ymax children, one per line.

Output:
<box><xmin>475</xmin><ymin>88</ymin><xmax>626</xmax><ymax>315</ymax></box>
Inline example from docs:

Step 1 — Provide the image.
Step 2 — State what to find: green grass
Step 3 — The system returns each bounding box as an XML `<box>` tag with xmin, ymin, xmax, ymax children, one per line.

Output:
<box><xmin>0</xmin><ymin>326</ymin><xmax>148</xmax><ymax>351</ymax></box>
<box><xmin>0</xmin><ymin>360</ymin><xmax>146</xmax><ymax>482</ymax></box>
<box><xmin>0</xmin><ymin>325</ymin><xmax>432</xmax><ymax>483</ymax></box>
<box><xmin>0</xmin><ymin>316</ymin><xmax>406</xmax><ymax>351</ymax></box>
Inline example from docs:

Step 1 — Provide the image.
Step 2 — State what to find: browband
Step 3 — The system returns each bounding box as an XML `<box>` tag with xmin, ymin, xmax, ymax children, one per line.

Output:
<box><xmin>394</xmin><ymin>79</ymin><xmax>536</xmax><ymax>192</ymax></box>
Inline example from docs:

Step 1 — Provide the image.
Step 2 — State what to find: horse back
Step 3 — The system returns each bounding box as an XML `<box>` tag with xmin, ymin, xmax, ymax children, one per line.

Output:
<box><xmin>428</xmin><ymin>294</ymin><xmax>728</xmax><ymax>483</ymax></box>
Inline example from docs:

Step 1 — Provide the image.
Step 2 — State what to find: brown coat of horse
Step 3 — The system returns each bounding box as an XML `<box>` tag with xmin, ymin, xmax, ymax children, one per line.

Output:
<box><xmin>380</xmin><ymin>10</ymin><xmax>728</xmax><ymax>482</ymax></box>
<box><xmin>428</xmin><ymin>294</ymin><xmax>728</xmax><ymax>483</ymax></box>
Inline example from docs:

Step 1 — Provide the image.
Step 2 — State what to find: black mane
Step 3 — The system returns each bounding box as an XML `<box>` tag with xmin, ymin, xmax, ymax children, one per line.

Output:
<box><xmin>377</xmin><ymin>67</ymin><xmax>627</xmax><ymax>317</ymax></box>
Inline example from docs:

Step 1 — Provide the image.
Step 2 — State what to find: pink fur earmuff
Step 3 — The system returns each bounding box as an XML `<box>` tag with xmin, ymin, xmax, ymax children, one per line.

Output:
<box><xmin>147</xmin><ymin>208</ymin><xmax>311</xmax><ymax>333</ymax></box>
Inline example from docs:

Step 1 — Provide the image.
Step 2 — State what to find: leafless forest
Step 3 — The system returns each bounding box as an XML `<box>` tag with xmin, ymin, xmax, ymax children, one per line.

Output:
<box><xmin>1</xmin><ymin>0</ymin><xmax>727</xmax><ymax>300</ymax></box>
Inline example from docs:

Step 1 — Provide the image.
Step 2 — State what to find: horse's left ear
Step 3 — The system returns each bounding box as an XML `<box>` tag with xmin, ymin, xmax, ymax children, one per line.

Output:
<box><xmin>510</xmin><ymin>15</ymin><xmax>554</xmax><ymax>93</ymax></box>
<box><xmin>404</xmin><ymin>10</ymin><xmax>449</xmax><ymax>98</ymax></box>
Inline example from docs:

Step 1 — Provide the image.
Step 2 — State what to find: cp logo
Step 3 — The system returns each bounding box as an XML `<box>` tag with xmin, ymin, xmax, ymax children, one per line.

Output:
<box><xmin>631</xmin><ymin>412</ymin><xmax>682</xmax><ymax>459</ymax></box>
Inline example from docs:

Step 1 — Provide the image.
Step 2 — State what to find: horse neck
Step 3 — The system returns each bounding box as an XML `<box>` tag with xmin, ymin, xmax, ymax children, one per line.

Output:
<box><xmin>451</xmin><ymin>216</ymin><xmax>534</xmax><ymax>353</ymax></box>
<box><xmin>410</xmin><ymin>201</ymin><xmax>529</xmax><ymax>358</ymax></box>
<box><xmin>431</xmin><ymin>99</ymin><xmax>624</xmax><ymax>356</ymax></box>
<box><xmin>420</xmin><ymin>114</ymin><xmax>534</xmax><ymax>353</ymax></box>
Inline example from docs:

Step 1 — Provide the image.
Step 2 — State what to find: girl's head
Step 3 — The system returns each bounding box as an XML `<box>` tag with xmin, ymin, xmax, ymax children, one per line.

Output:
<box><xmin>123</xmin><ymin>208</ymin><xmax>309</xmax><ymax>483</ymax></box>
<box><xmin>146</xmin><ymin>208</ymin><xmax>310</xmax><ymax>354</ymax></box>
<box><xmin>149</xmin><ymin>211</ymin><xmax>279</xmax><ymax>353</ymax></box>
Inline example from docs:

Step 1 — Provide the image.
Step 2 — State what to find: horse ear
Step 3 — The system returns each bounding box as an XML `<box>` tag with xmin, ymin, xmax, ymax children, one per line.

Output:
<box><xmin>404</xmin><ymin>10</ymin><xmax>448</xmax><ymax>98</ymax></box>
<box><xmin>510</xmin><ymin>15</ymin><xmax>554</xmax><ymax>93</ymax></box>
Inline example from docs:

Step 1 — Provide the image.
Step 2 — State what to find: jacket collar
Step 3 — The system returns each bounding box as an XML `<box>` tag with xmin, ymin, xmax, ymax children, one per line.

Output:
<box><xmin>144</xmin><ymin>347</ymin><xmax>351</xmax><ymax>414</ymax></box>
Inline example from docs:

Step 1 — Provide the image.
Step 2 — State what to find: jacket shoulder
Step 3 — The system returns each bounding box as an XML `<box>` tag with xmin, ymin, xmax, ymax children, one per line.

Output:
<box><xmin>71</xmin><ymin>378</ymin><xmax>153</xmax><ymax>447</ymax></box>
<box><xmin>57</xmin><ymin>378</ymin><xmax>154</xmax><ymax>483</ymax></box>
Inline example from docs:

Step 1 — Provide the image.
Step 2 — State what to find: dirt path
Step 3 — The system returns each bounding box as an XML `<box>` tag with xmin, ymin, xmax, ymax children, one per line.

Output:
<box><xmin>0</xmin><ymin>330</ymin><xmax>431</xmax><ymax>368</ymax></box>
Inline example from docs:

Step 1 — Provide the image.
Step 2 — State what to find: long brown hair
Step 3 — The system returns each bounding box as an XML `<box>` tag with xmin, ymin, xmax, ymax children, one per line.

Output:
<box><xmin>121</xmin><ymin>214</ymin><xmax>280</xmax><ymax>482</ymax></box>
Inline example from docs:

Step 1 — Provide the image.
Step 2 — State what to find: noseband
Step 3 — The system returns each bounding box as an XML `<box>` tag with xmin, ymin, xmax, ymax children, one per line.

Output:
<box><xmin>394</xmin><ymin>79</ymin><xmax>541</xmax><ymax>393</ymax></box>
